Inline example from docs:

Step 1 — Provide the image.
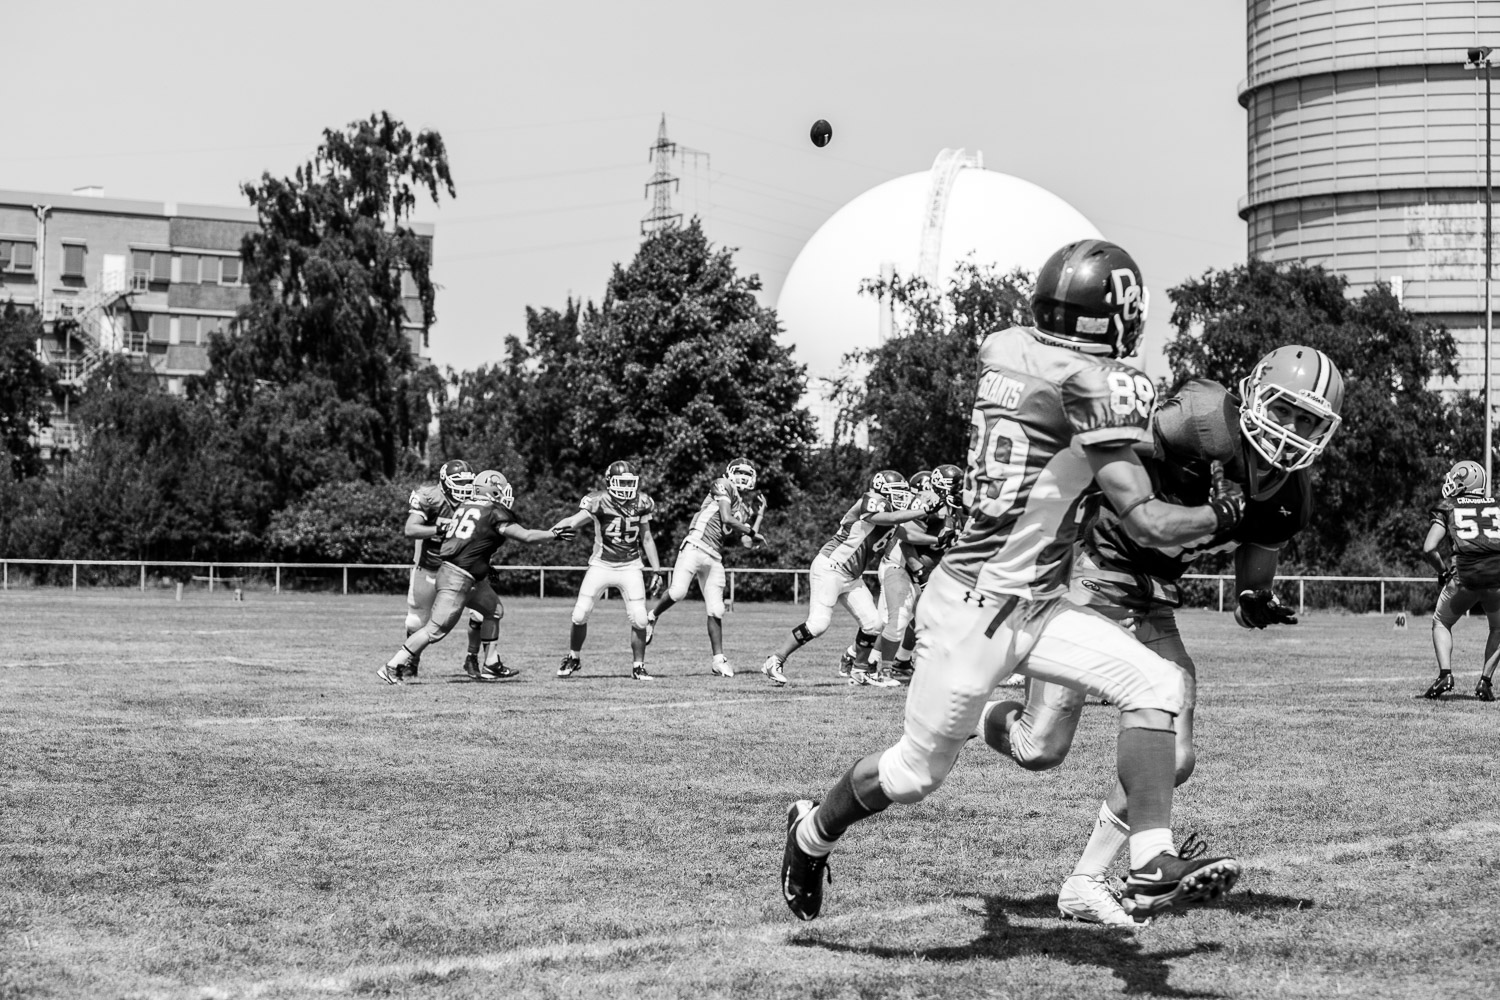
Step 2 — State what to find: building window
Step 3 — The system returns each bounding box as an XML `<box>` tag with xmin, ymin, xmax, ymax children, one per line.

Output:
<box><xmin>200</xmin><ymin>256</ymin><xmax>220</xmax><ymax>284</ymax></box>
<box><xmin>179</xmin><ymin>255</ymin><xmax>199</xmax><ymax>284</ymax></box>
<box><xmin>221</xmin><ymin>257</ymin><xmax>242</xmax><ymax>285</ymax></box>
<box><xmin>179</xmin><ymin>315</ymin><xmax>198</xmax><ymax>344</ymax></box>
<box><xmin>62</xmin><ymin>243</ymin><xmax>85</xmax><ymax>278</ymax></box>
<box><xmin>147</xmin><ymin>314</ymin><xmax>170</xmax><ymax>344</ymax></box>
<box><xmin>151</xmin><ymin>253</ymin><xmax>172</xmax><ymax>283</ymax></box>
<box><xmin>0</xmin><ymin>240</ymin><xmax>36</xmax><ymax>272</ymax></box>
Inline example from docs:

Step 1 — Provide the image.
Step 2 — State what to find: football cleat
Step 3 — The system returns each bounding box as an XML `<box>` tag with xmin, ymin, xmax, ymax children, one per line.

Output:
<box><xmin>558</xmin><ymin>654</ymin><xmax>582</xmax><ymax>678</ymax></box>
<box><xmin>837</xmin><ymin>648</ymin><xmax>856</xmax><ymax>678</ymax></box>
<box><xmin>711</xmin><ymin>654</ymin><xmax>734</xmax><ymax>677</ymax></box>
<box><xmin>850</xmin><ymin>668</ymin><xmax>900</xmax><ymax>688</ymax></box>
<box><xmin>1123</xmin><ymin>846</ymin><xmax>1241</xmax><ymax>917</ymax></box>
<box><xmin>782</xmin><ymin>800</ymin><xmax>831</xmax><ymax>921</ymax></box>
<box><xmin>402</xmin><ymin>656</ymin><xmax>420</xmax><ymax>681</ymax></box>
<box><xmin>762</xmin><ymin>655</ymin><xmax>788</xmax><ymax>687</ymax></box>
<box><xmin>1478</xmin><ymin>676</ymin><xmax>1495</xmax><ymax>702</ymax></box>
<box><xmin>462</xmin><ymin>654</ymin><xmax>481</xmax><ymax>680</ymax></box>
<box><xmin>887</xmin><ymin>663</ymin><xmax>914</xmax><ymax>683</ymax></box>
<box><xmin>1057</xmin><ymin>874</ymin><xmax>1143</xmax><ymax>928</ymax></box>
<box><xmin>644</xmin><ymin>613</ymin><xmax>656</xmax><ymax>645</ymax></box>
<box><xmin>376</xmin><ymin>664</ymin><xmax>402</xmax><ymax>686</ymax></box>
<box><xmin>1423</xmin><ymin>672</ymin><xmax>1455</xmax><ymax>699</ymax></box>
<box><xmin>480</xmin><ymin>661</ymin><xmax>520</xmax><ymax>680</ymax></box>
<box><xmin>632</xmin><ymin>664</ymin><xmax>656</xmax><ymax>682</ymax></box>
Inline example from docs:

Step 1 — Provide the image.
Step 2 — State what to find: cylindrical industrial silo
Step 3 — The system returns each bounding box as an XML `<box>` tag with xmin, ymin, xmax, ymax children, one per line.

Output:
<box><xmin>1241</xmin><ymin>0</ymin><xmax>1500</xmax><ymax>387</ymax></box>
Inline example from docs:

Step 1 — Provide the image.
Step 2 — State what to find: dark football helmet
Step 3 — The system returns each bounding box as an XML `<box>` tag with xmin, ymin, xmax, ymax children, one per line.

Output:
<box><xmin>1238</xmin><ymin>346</ymin><xmax>1344</xmax><ymax>473</ymax></box>
<box><xmin>1443</xmin><ymin>460</ymin><xmax>1486</xmax><ymax>499</ymax></box>
<box><xmin>438</xmin><ymin>459</ymin><xmax>475</xmax><ymax>505</ymax></box>
<box><xmin>931</xmin><ymin>463</ymin><xmax>964</xmax><ymax>507</ymax></box>
<box><xmin>870</xmin><ymin>469</ymin><xmax>914</xmax><ymax>510</ymax></box>
<box><xmin>1030</xmin><ymin>239</ymin><xmax>1149</xmax><ymax>359</ymax></box>
<box><xmin>473</xmin><ymin>469</ymin><xmax>514</xmax><ymax>509</ymax></box>
<box><xmin>606</xmin><ymin>460</ymin><xmax>640</xmax><ymax>502</ymax></box>
<box><xmin>727</xmin><ymin>457</ymin><xmax>757</xmax><ymax>491</ymax></box>
<box><xmin>909</xmin><ymin>470</ymin><xmax>933</xmax><ymax>495</ymax></box>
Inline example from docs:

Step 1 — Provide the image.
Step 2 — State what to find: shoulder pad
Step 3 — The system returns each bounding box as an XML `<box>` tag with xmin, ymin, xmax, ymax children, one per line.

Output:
<box><xmin>410</xmin><ymin>484</ymin><xmax>443</xmax><ymax>511</ymax></box>
<box><xmin>1154</xmin><ymin>379</ymin><xmax>1239</xmax><ymax>463</ymax></box>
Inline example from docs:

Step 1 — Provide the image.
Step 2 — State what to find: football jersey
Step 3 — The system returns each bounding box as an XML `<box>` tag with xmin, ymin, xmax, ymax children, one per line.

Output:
<box><xmin>439</xmin><ymin>502</ymin><xmax>520</xmax><ymax>579</ymax></box>
<box><xmin>819</xmin><ymin>493</ymin><xmax>897</xmax><ymax>577</ymax></box>
<box><xmin>939</xmin><ymin>326</ymin><xmax>1155</xmax><ymax>601</ymax></box>
<box><xmin>581</xmin><ymin>490</ymin><xmax>656</xmax><ymax>566</ymax></box>
<box><xmin>1076</xmin><ymin>379</ymin><xmax>1312</xmax><ymax>611</ymax></box>
<box><xmin>881</xmin><ymin>505</ymin><xmax>950</xmax><ymax>570</ymax></box>
<box><xmin>682</xmin><ymin>477</ymin><xmax>744</xmax><ymax>558</ymax></box>
<box><xmin>1431</xmin><ymin>495</ymin><xmax>1500</xmax><ymax>588</ymax></box>
<box><xmin>408</xmin><ymin>483</ymin><xmax>455</xmax><ymax>570</ymax></box>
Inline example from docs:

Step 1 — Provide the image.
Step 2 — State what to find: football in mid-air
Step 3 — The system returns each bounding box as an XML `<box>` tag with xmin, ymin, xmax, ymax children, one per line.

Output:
<box><xmin>810</xmin><ymin>119</ymin><xmax>833</xmax><ymax>147</ymax></box>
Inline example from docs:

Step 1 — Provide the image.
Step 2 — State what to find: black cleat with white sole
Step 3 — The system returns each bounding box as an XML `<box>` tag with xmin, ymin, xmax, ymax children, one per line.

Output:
<box><xmin>781</xmin><ymin>799</ymin><xmax>832</xmax><ymax>921</ymax></box>
<box><xmin>1123</xmin><ymin>848</ymin><xmax>1241</xmax><ymax>917</ymax></box>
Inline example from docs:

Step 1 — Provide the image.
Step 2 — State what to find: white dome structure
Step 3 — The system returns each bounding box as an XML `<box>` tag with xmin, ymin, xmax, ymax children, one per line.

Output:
<box><xmin>776</xmin><ymin>151</ymin><xmax>1103</xmax><ymax>434</ymax></box>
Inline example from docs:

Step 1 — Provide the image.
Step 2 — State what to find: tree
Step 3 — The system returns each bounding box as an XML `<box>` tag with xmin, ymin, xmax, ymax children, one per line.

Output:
<box><xmin>0</xmin><ymin>301</ymin><xmax>58</xmax><ymax>479</ymax></box>
<box><xmin>207</xmin><ymin>111</ymin><xmax>453</xmax><ymax>487</ymax></box>
<box><xmin>837</xmin><ymin>259</ymin><xmax>1033</xmax><ymax>474</ymax></box>
<box><xmin>562</xmin><ymin>220</ymin><xmax>815</xmax><ymax>539</ymax></box>
<box><xmin>1165</xmin><ymin>259</ymin><xmax>1476</xmax><ymax>571</ymax></box>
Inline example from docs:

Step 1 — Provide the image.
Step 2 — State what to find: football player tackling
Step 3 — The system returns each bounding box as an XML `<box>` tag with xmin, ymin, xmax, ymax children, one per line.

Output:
<box><xmin>983</xmin><ymin>346</ymin><xmax>1343</xmax><ymax>926</ymax></box>
<box><xmin>398</xmin><ymin>459</ymin><xmax>474</xmax><ymax>681</ymax></box>
<box><xmin>551</xmin><ymin>461</ymin><xmax>664</xmax><ymax>681</ymax></box>
<box><xmin>645</xmin><ymin>458</ymin><xmax>762</xmax><ymax>676</ymax></box>
<box><xmin>381</xmin><ymin>471</ymin><xmax>573</xmax><ymax>683</ymax></box>
<box><xmin>760</xmin><ymin>469</ymin><xmax>934</xmax><ymax>686</ymax></box>
<box><xmin>1421</xmin><ymin>460</ymin><xmax>1500</xmax><ymax>702</ymax></box>
<box><xmin>780</xmin><ymin>240</ymin><xmax>1246</xmax><ymax>924</ymax></box>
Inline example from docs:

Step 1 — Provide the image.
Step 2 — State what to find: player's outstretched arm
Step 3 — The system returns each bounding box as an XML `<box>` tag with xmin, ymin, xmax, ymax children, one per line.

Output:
<box><xmin>550</xmin><ymin>510</ymin><xmax>592</xmax><ymax>535</ymax></box>
<box><xmin>1087</xmin><ymin>444</ymin><xmax>1243</xmax><ymax>546</ymax></box>
<box><xmin>502</xmin><ymin>524</ymin><xmax>571</xmax><ymax>545</ymax></box>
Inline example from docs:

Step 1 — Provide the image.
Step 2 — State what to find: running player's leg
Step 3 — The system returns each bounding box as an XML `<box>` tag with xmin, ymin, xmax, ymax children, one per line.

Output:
<box><xmin>767</xmin><ymin>556</ymin><xmax>843</xmax><ymax>679</ymax></box>
<box><xmin>561</xmin><ymin>565</ymin><xmax>609</xmax><ymax>676</ymax></box>
<box><xmin>403</xmin><ymin>567</ymin><xmax>439</xmax><ymax>678</ymax></box>
<box><xmin>648</xmin><ymin>544</ymin><xmax>696</xmax><ymax>642</ymax></box>
<box><xmin>1428</xmin><ymin>578</ymin><xmax>1475</xmax><ymax>696</ymax></box>
<box><xmin>384</xmin><ymin>566</ymin><xmax>473</xmax><ymax>681</ymax></box>
<box><xmin>842</xmin><ymin>583</ymin><xmax>893</xmax><ymax>687</ymax></box>
<box><xmin>617</xmin><ymin>564</ymin><xmax>653</xmax><ymax>679</ymax></box>
<box><xmin>701</xmin><ymin>558</ymin><xmax>732</xmax><ymax>674</ymax></box>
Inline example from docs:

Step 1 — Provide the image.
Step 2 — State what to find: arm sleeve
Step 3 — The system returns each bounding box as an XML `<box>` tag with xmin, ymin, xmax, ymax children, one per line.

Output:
<box><xmin>1153</xmin><ymin>379</ymin><xmax>1239</xmax><ymax>463</ymax></box>
<box><xmin>1430</xmin><ymin>500</ymin><xmax>1452</xmax><ymax>529</ymax></box>
<box><xmin>1061</xmin><ymin>365</ymin><xmax>1153</xmax><ymax>449</ymax></box>
<box><xmin>579</xmin><ymin>493</ymin><xmax>600</xmax><ymax>514</ymax></box>
<box><xmin>638</xmin><ymin>495</ymin><xmax>655</xmax><ymax>522</ymax></box>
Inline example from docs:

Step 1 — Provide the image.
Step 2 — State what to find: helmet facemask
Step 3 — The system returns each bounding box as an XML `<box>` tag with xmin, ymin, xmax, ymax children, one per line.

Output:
<box><xmin>728</xmin><ymin>462</ymin><xmax>757</xmax><ymax>491</ymax></box>
<box><xmin>1238</xmin><ymin>381</ymin><xmax>1341</xmax><ymax>473</ymax></box>
<box><xmin>440</xmin><ymin>466</ymin><xmax>475</xmax><ymax>505</ymax></box>
<box><xmin>607</xmin><ymin>472</ymin><xmax>639</xmax><ymax>502</ymax></box>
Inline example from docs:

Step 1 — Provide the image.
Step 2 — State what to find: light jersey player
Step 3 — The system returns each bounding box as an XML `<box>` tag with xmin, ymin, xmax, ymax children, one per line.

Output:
<box><xmin>399</xmin><ymin>459</ymin><xmax>474</xmax><ymax>681</ymax></box>
<box><xmin>780</xmin><ymin>239</ymin><xmax>1249</xmax><ymax>924</ymax></box>
<box><xmin>1421</xmin><ymin>460</ymin><xmax>1500</xmax><ymax>702</ymax></box>
<box><xmin>550</xmin><ymin>461</ymin><xmax>664</xmax><ymax>682</ymax></box>
<box><xmin>981</xmin><ymin>348</ymin><xmax>1342</xmax><ymax>927</ymax></box>
<box><xmin>760</xmin><ymin>470</ymin><xmax>935</xmax><ymax>687</ymax></box>
<box><xmin>380</xmin><ymin>473</ymin><xmax>572</xmax><ymax>683</ymax></box>
<box><xmin>645</xmin><ymin>458</ymin><xmax>762</xmax><ymax>677</ymax></box>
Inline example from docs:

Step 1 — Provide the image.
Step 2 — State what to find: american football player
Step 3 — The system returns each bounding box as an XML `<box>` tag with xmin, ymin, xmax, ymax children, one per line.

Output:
<box><xmin>645</xmin><ymin>457</ymin><xmax>763</xmax><ymax>676</ymax></box>
<box><xmin>381</xmin><ymin>472</ymin><xmax>572</xmax><ymax>684</ymax></box>
<box><xmin>885</xmin><ymin>463</ymin><xmax>968</xmax><ymax>680</ymax></box>
<box><xmin>781</xmin><ymin>239</ymin><xmax>1245</xmax><ymax>925</ymax></box>
<box><xmin>1421</xmin><ymin>460</ymin><xmax>1500</xmax><ymax>702</ymax></box>
<box><xmin>975</xmin><ymin>344</ymin><xmax>1342</xmax><ymax>926</ymax></box>
<box><xmin>760</xmin><ymin>469</ymin><xmax>934</xmax><ymax>687</ymax></box>
<box><xmin>550</xmin><ymin>461</ymin><xmax>664</xmax><ymax>681</ymax></box>
<box><xmin>457</xmin><ymin>471</ymin><xmax>522</xmax><ymax>681</ymax></box>
<box><xmin>398</xmin><ymin>458</ymin><xmax>474</xmax><ymax>680</ymax></box>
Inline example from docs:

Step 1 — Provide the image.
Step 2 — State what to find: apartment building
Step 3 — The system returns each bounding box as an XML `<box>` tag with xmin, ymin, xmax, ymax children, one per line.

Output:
<box><xmin>0</xmin><ymin>187</ymin><xmax>434</xmax><ymax>456</ymax></box>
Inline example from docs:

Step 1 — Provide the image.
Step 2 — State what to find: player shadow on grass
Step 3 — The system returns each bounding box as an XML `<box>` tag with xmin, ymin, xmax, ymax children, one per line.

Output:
<box><xmin>793</xmin><ymin>892</ymin><xmax>1230</xmax><ymax>999</ymax></box>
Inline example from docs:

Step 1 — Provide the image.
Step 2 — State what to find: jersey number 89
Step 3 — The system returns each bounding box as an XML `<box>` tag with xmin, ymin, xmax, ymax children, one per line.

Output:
<box><xmin>1107</xmin><ymin>371</ymin><xmax>1155</xmax><ymax>419</ymax></box>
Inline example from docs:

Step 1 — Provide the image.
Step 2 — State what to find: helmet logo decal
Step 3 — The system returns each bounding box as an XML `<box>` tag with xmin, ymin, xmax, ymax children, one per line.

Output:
<box><xmin>1110</xmin><ymin>268</ymin><xmax>1144</xmax><ymax>324</ymax></box>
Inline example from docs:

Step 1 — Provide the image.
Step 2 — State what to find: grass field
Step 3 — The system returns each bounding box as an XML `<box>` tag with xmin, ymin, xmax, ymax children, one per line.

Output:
<box><xmin>3</xmin><ymin>589</ymin><xmax>1499</xmax><ymax>1000</ymax></box>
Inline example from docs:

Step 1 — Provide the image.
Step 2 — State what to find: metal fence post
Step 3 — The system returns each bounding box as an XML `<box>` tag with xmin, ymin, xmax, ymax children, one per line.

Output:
<box><xmin>793</xmin><ymin>572</ymin><xmax>800</xmax><ymax>605</ymax></box>
<box><xmin>1299</xmin><ymin>579</ymin><xmax>1305</xmax><ymax>616</ymax></box>
<box><xmin>1380</xmin><ymin>580</ymin><xmax>1386</xmax><ymax>615</ymax></box>
<box><xmin>1218</xmin><ymin>578</ymin><xmax>1224</xmax><ymax>612</ymax></box>
<box><xmin>2</xmin><ymin>561</ymin><xmax>7</xmax><ymax>590</ymax></box>
<box><xmin>539</xmin><ymin>568</ymin><xmax>545</xmax><ymax>599</ymax></box>
<box><xmin>208</xmin><ymin>565</ymin><xmax>215</xmax><ymax>594</ymax></box>
<box><xmin>275</xmin><ymin>566</ymin><xmax>281</xmax><ymax>595</ymax></box>
<box><xmin>72</xmin><ymin>563</ymin><xmax>78</xmax><ymax>590</ymax></box>
<box><xmin>139</xmin><ymin>563</ymin><xmax>145</xmax><ymax>591</ymax></box>
<box><xmin>729</xmin><ymin>571</ymin><xmax>736</xmax><ymax>611</ymax></box>
<box><xmin>342</xmin><ymin>566</ymin><xmax>349</xmax><ymax>595</ymax></box>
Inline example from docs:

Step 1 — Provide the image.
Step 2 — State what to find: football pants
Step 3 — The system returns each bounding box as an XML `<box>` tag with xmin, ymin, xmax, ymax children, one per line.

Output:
<box><xmin>573</xmin><ymin>562</ymin><xmax>649</xmax><ymax>629</ymax></box>
<box><xmin>877</xmin><ymin>562</ymin><xmax>919</xmax><ymax>642</ymax></box>
<box><xmin>668</xmin><ymin>541</ymin><xmax>727</xmax><ymax>617</ymax></box>
<box><xmin>405</xmin><ymin>566</ymin><xmax>439</xmax><ymax>634</ymax></box>
<box><xmin>804</xmin><ymin>554</ymin><xmax>881</xmax><ymax>637</ymax></box>
<box><xmin>1432</xmin><ymin>576</ymin><xmax>1500</xmax><ymax>630</ymax></box>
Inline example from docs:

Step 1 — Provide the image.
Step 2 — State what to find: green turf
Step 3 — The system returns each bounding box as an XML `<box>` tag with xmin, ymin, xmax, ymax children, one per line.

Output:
<box><xmin>2</xmin><ymin>590</ymin><xmax>1498</xmax><ymax>999</ymax></box>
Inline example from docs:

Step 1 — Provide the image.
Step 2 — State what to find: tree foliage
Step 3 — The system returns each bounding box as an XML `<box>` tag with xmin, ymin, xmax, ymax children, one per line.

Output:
<box><xmin>1165</xmin><ymin>259</ymin><xmax>1477</xmax><ymax>571</ymax></box>
<box><xmin>0</xmin><ymin>301</ymin><xmax>58</xmax><ymax>478</ymax></box>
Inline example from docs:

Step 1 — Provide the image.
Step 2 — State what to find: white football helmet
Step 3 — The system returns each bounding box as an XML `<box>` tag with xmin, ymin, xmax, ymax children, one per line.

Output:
<box><xmin>727</xmin><ymin>457</ymin><xmax>757</xmax><ymax>491</ymax></box>
<box><xmin>472</xmin><ymin>469</ymin><xmax>513</xmax><ymax>509</ymax></box>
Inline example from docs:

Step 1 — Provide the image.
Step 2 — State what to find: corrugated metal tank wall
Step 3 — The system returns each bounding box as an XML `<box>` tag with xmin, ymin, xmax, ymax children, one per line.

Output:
<box><xmin>1241</xmin><ymin>0</ymin><xmax>1500</xmax><ymax>384</ymax></box>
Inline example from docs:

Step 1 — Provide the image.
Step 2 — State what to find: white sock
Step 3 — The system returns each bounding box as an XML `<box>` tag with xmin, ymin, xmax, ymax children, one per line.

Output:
<box><xmin>795</xmin><ymin>805</ymin><xmax>835</xmax><ymax>857</ymax></box>
<box><xmin>1072</xmin><ymin>802</ymin><xmax>1130</xmax><ymax>878</ymax></box>
<box><xmin>1128</xmin><ymin>828</ymin><xmax>1175</xmax><ymax>870</ymax></box>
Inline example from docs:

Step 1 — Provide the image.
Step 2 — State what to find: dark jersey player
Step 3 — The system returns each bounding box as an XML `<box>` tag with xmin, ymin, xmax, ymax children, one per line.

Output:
<box><xmin>398</xmin><ymin>459</ymin><xmax>473</xmax><ymax>680</ymax></box>
<box><xmin>380</xmin><ymin>473</ymin><xmax>573</xmax><ymax>684</ymax></box>
<box><xmin>976</xmin><ymin>346</ymin><xmax>1343</xmax><ymax>926</ymax></box>
<box><xmin>1421</xmin><ymin>460</ymin><xmax>1500</xmax><ymax>702</ymax></box>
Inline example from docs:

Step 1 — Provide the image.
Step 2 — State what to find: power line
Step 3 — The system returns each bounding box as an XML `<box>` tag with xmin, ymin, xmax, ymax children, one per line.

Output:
<box><xmin>439</xmin><ymin>198</ymin><xmax>638</xmax><ymax>227</ymax></box>
<box><xmin>437</xmin><ymin>234</ymin><xmax>640</xmax><ymax>263</ymax></box>
<box><xmin>462</xmin><ymin>161</ymin><xmax>643</xmax><ymax>188</ymax></box>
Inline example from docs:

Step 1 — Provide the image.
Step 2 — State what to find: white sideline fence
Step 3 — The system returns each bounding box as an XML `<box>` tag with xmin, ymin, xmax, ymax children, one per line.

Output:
<box><xmin>0</xmin><ymin>558</ymin><xmax>1439</xmax><ymax>615</ymax></box>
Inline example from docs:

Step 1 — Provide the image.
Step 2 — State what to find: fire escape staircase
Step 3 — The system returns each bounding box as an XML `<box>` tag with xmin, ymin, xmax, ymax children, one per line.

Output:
<box><xmin>38</xmin><ymin>278</ymin><xmax>140</xmax><ymax>385</ymax></box>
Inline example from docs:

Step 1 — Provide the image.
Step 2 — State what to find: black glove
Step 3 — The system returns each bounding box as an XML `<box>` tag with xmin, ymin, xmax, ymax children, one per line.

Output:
<box><xmin>1207</xmin><ymin>460</ymin><xmax>1246</xmax><ymax>533</ymax></box>
<box><xmin>1235</xmin><ymin>589</ymin><xmax>1298</xmax><ymax>629</ymax></box>
<box><xmin>648</xmin><ymin>572</ymin><xmax>666</xmax><ymax>599</ymax></box>
<box><xmin>1437</xmin><ymin>567</ymin><xmax>1455</xmax><ymax>589</ymax></box>
<box><xmin>551</xmin><ymin>524</ymin><xmax>577</xmax><ymax>541</ymax></box>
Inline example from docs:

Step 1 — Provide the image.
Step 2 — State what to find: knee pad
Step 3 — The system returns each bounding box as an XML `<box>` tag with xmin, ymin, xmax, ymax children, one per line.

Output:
<box><xmin>572</xmin><ymin>594</ymin><xmax>595</xmax><ymax>626</ymax></box>
<box><xmin>854</xmin><ymin>628</ymin><xmax>878</xmax><ymax>650</ymax></box>
<box><xmin>626</xmin><ymin>600</ymin><xmax>649</xmax><ymax>630</ymax></box>
<box><xmin>404</xmin><ymin>612</ymin><xmax>424</xmax><ymax>634</ymax></box>
<box><xmin>876</xmin><ymin>734</ymin><xmax>961</xmax><ymax>805</ymax></box>
<box><xmin>792</xmin><ymin>623</ymin><xmax>817</xmax><ymax>645</ymax></box>
<box><xmin>704</xmin><ymin>590</ymin><xmax>726</xmax><ymax>618</ymax></box>
<box><xmin>1003</xmin><ymin>714</ymin><xmax>1071</xmax><ymax>772</ymax></box>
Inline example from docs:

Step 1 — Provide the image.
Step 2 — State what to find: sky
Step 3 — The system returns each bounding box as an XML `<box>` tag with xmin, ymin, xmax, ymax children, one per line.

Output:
<box><xmin>5</xmin><ymin>1</ymin><xmax>1249</xmax><ymax>381</ymax></box>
